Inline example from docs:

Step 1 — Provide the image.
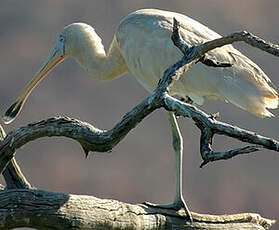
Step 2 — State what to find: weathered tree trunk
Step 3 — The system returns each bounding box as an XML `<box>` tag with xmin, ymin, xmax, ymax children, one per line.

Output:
<box><xmin>0</xmin><ymin>189</ymin><xmax>275</xmax><ymax>230</ymax></box>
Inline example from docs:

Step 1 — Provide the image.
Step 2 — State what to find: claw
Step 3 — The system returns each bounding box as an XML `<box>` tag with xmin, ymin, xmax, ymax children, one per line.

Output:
<box><xmin>143</xmin><ymin>200</ymin><xmax>193</xmax><ymax>222</ymax></box>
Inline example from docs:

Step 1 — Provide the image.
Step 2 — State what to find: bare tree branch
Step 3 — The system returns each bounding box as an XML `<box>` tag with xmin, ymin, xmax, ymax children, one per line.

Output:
<box><xmin>0</xmin><ymin>97</ymin><xmax>160</xmax><ymax>174</ymax></box>
<box><xmin>0</xmin><ymin>96</ymin><xmax>278</xmax><ymax>175</ymax></box>
<box><xmin>0</xmin><ymin>125</ymin><xmax>32</xmax><ymax>189</ymax></box>
<box><xmin>163</xmin><ymin>94</ymin><xmax>279</xmax><ymax>167</ymax></box>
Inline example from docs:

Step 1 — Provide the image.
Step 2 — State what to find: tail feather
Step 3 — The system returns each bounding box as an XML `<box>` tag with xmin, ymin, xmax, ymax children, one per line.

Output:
<box><xmin>237</xmin><ymin>94</ymin><xmax>278</xmax><ymax>118</ymax></box>
<box><xmin>218</xmin><ymin>80</ymin><xmax>278</xmax><ymax>118</ymax></box>
<box><xmin>264</xmin><ymin>94</ymin><xmax>279</xmax><ymax>109</ymax></box>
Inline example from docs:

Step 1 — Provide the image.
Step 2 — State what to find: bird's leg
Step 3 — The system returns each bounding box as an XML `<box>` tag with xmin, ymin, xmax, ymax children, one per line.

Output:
<box><xmin>144</xmin><ymin>112</ymin><xmax>192</xmax><ymax>222</ymax></box>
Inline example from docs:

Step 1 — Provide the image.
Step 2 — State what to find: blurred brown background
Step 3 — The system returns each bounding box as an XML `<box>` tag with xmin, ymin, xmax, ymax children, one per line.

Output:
<box><xmin>0</xmin><ymin>0</ymin><xmax>279</xmax><ymax>229</ymax></box>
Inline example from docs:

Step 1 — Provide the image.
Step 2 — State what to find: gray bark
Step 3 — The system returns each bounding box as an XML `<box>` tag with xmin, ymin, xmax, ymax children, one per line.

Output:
<box><xmin>0</xmin><ymin>189</ymin><xmax>275</xmax><ymax>230</ymax></box>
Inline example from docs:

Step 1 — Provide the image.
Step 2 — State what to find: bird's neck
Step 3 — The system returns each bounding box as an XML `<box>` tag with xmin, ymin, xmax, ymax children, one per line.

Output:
<box><xmin>73</xmin><ymin>35</ymin><xmax>128</xmax><ymax>81</ymax></box>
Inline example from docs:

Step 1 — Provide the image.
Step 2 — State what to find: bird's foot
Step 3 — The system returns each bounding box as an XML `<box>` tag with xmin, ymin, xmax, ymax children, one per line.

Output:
<box><xmin>143</xmin><ymin>199</ymin><xmax>193</xmax><ymax>222</ymax></box>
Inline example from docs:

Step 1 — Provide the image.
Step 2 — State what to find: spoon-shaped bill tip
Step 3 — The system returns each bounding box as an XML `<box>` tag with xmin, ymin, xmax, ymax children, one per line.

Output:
<box><xmin>2</xmin><ymin>100</ymin><xmax>23</xmax><ymax>124</ymax></box>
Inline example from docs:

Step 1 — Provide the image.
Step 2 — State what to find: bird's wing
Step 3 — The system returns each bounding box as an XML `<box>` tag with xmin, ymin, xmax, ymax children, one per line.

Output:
<box><xmin>162</xmin><ymin>9</ymin><xmax>278</xmax><ymax>117</ymax></box>
<box><xmin>117</xmin><ymin>9</ymin><xmax>278</xmax><ymax>117</ymax></box>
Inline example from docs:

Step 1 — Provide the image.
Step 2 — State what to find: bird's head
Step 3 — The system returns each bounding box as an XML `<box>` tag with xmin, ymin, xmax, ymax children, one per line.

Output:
<box><xmin>3</xmin><ymin>23</ymin><xmax>101</xmax><ymax>124</ymax></box>
<box><xmin>61</xmin><ymin>23</ymin><xmax>104</xmax><ymax>58</ymax></box>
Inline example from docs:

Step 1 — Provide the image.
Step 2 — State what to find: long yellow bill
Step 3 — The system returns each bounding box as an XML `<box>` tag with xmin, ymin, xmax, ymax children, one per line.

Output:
<box><xmin>3</xmin><ymin>48</ymin><xmax>66</xmax><ymax>124</ymax></box>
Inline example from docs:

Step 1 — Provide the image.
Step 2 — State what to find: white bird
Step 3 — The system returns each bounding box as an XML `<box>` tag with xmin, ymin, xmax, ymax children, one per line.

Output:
<box><xmin>3</xmin><ymin>9</ymin><xmax>278</xmax><ymax>221</ymax></box>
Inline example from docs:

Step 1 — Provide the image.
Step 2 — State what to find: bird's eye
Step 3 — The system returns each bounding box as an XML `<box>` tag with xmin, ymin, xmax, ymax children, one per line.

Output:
<box><xmin>59</xmin><ymin>35</ymin><xmax>65</xmax><ymax>42</ymax></box>
<box><xmin>57</xmin><ymin>35</ymin><xmax>65</xmax><ymax>55</ymax></box>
